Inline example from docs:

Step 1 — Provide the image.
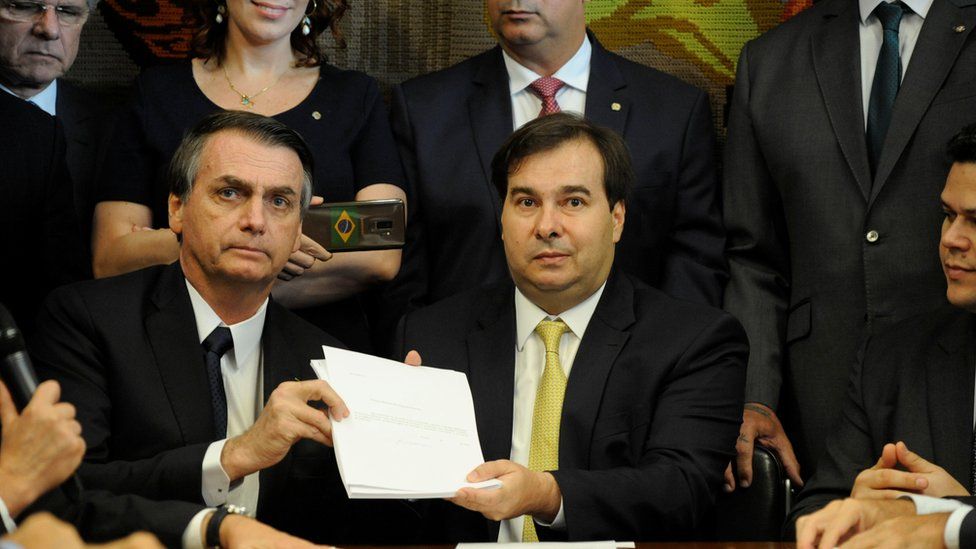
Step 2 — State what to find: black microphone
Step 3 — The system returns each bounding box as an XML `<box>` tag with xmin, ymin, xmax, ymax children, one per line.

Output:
<box><xmin>0</xmin><ymin>303</ymin><xmax>84</xmax><ymax>501</ymax></box>
<box><xmin>0</xmin><ymin>303</ymin><xmax>39</xmax><ymax>411</ymax></box>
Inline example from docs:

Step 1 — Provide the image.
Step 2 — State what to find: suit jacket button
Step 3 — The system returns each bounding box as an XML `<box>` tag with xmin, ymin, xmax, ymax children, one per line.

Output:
<box><xmin>866</xmin><ymin>230</ymin><xmax>880</xmax><ymax>243</ymax></box>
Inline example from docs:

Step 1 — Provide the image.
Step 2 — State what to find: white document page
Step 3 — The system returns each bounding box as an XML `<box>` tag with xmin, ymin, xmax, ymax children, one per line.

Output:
<box><xmin>311</xmin><ymin>345</ymin><xmax>501</xmax><ymax>499</ymax></box>
<box><xmin>457</xmin><ymin>542</ymin><xmax>633</xmax><ymax>549</ymax></box>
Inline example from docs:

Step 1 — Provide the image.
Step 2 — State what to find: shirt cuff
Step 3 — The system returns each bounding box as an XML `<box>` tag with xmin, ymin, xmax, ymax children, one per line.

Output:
<box><xmin>202</xmin><ymin>440</ymin><xmax>231</xmax><ymax>506</ymax></box>
<box><xmin>181</xmin><ymin>508</ymin><xmax>213</xmax><ymax>549</ymax></box>
<box><xmin>533</xmin><ymin>498</ymin><xmax>565</xmax><ymax>530</ymax></box>
<box><xmin>945</xmin><ymin>507</ymin><xmax>972</xmax><ymax>549</ymax></box>
<box><xmin>905</xmin><ymin>494</ymin><xmax>970</xmax><ymax>515</ymax></box>
<box><xmin>0</xmin><ymin>496</ymin><xmax>17</xmax><ymax>534</ymax></box>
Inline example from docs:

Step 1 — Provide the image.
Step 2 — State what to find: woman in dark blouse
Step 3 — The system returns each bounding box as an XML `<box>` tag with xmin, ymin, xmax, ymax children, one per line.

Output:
<box><xmin>91</xmin><ymin>0</ymin><xmax>405</xmax><ymax>350</ymax></box>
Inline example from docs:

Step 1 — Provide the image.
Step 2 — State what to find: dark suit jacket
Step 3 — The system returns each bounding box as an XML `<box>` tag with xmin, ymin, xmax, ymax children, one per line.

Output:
<box><xmin>396</xmin><ymin>271</ymin><xmax>748</xmax><ymax>541</ymax></box>
<box><xmin>6</xmin><ymin>485</ymin><xmax>201</xmax><ymax>547</ymax></box>
<box><xmin>384</xmin><ymin>34</ymin><xmax>726</xmax><ymax>340</ymax></box>
<box><xmin>0</xmin><ymin>91</ymin><xmax>85</xmax><ymax>338</ymax></box>
<box><xmin>788</xmin><ymin>306</ymin><xmax>975</xmax><ymax>531</ymax></box>
<box><xmin>58</xmin><ymin>79</ymin><xmax>111</xmax><ymax>251</ymax></box>
<box><xmin>962</xmin><ymin>497</ymin><xmax>976</xmax><ymax>549</ymax></box>
<box><xmin>723</xmin><ymin>0</ymin><xmax>976</xmax><ymax>473</ymax></box>
<box><xmin>30</xmin><ymin>262</ymin><xmax>416</xmax><ymax>544</ymax></box>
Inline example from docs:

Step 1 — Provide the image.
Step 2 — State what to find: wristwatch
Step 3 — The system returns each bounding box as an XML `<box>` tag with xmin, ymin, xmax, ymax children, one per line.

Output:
<box><xmin>205</xmin><ymin>504</ymin><xmax>246</xmax><ymax>548</ymax></box>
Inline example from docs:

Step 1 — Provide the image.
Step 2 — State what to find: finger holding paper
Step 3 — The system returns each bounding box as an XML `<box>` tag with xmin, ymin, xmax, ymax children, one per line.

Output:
<box><xmin>312</xmin><ymin>346</ymin><xmax>501</xmax><ymax>498</ymax></box>
<box><xmin>220</xmin><ymin>379</ymin><xmax>349</xmax><ymax>482</ymax></box>
<box><xmin>404</xmin><ymin>350</ymin><xmax>423</xmax><ymax>367</ymax></box>
<box><xmin>450</xmin><ymin>459</ymin><xmax>561</xmax><ymax>523</ymax></box>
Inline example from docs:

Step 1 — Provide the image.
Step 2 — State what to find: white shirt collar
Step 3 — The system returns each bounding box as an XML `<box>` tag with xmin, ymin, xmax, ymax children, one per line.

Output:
<box><xmin>514</xmin><ymin>280</ymin><xmax>607</xmax><ymax>351</ymax></box>
<box><xmin>0</xmin><ymin>79</ymin><xmax>57</xmax><ymax>116</ymax></box>
<box><xmin>503</xmin><ymin>35</ymin><xmax>592</xmax><ymax>97</ymax></box>
<box><xmin>859</xmin><ymin>0</ymin><xmax>931</xmax><ymax>23</ymax></box>
<box><xmin>185</xmin><ymin>279</ymin><xmax>268</xmax><ymax>368</ymax></box>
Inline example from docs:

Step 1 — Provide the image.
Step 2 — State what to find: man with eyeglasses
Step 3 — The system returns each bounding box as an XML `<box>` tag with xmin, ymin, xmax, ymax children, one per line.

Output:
<box><xmin>0</xmin><ymin>0</ymin><xmax>108</xmax><ymax>260</ymax></box>
<box><xmin>0</xmin><ymin>0</ymin><xmax>103</xmax><ymax>337</ymax></box>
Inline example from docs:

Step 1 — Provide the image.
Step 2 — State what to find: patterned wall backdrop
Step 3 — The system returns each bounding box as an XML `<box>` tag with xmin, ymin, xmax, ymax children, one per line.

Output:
<box><xmin>69</xmin><ymin>0</ymin><xmax>810</xmax><ymax>133</ymax></box>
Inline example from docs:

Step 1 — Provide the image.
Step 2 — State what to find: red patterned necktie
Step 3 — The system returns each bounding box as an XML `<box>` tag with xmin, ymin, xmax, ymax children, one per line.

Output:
<box><xmin>529</xmin><ymin>76</ymin><xmax>566</xmax><ymax>117</ymax></box>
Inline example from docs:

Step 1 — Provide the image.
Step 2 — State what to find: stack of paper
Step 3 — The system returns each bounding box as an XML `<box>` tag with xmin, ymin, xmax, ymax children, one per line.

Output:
<box><xmin>457</xmin><ymin>543</ymin><xmax>634</xmax><ymax>549</ymax></box>
<box><xmin>311</xmin><ymin>346</ymin><xmax>502</xmax><ymax>499</ymax></box>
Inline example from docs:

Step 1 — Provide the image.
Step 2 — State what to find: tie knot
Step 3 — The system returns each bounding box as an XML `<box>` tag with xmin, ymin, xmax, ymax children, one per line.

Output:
<box><xmin>534</xmin><ymin>319</ymin><xmax>569</xmax><ymax>353</ymax></box>
<box><xmin>529</xmin><ymin>76</ymin><xmax>565</xmax><ymax>100</ymax></box>
<box><xmin>874</xmin><ymin>1</ymin><xmax>907</xmax><ymax>31</ymax></box>
<box><xmin>203</xmin><ymin>326</ymin><xmax>234</xmax><ymax>357</ymax></box>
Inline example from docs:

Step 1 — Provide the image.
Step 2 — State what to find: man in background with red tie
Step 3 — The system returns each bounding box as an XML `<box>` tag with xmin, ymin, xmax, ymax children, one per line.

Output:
<box><xmin>397</xmin><ymin>114</ymin><xmax>747</xmax><ymax>542</ymax></box>
<box><xmin>381</xmin><ymin>0</ymin><xmax>726</xmax><ymax>352</ymax></box>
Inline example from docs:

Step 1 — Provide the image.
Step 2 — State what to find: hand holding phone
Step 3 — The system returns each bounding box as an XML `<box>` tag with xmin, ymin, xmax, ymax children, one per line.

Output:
<box><xmin>303</xmin><ymin>199</ymin><xmax>405</xmax><ymax>252</ymax></box>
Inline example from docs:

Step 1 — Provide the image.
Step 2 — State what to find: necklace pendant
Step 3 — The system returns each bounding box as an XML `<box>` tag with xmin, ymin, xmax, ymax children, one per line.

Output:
<box><xmin>241</xmin><ymin>95</ymin><xmax>252</xmax><ymax>107</ymax></box>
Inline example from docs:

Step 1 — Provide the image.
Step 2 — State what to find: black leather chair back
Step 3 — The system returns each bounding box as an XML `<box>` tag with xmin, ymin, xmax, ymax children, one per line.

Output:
<box><xmin>706</xmin><ymin>446</ymin><xmax>791</xmax><ymax>541</ymax></box>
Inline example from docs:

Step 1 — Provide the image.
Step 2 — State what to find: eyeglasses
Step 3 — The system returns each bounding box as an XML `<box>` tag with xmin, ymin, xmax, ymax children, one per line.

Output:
<box><xmin>0</xmin><ymin>0</ymin><xmax>89</xmax><ymax>26</ymax></box>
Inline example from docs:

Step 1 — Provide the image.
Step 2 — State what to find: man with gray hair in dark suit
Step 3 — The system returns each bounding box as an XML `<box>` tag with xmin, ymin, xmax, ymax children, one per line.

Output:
<box><xmin>0</xmin><ymin>0</ymin><xmax>110</xmax><ymax>247</ymax></box>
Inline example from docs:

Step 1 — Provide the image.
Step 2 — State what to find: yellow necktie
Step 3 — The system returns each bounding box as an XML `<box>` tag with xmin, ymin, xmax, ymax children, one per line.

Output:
<box><xmin>522</xmin><ymin>319</ymin><xmax>569</xmax><ymax>542</ymax></box>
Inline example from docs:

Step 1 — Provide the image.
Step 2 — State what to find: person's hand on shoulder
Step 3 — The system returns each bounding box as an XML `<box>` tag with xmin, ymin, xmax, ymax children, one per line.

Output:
<box><xmin>724</xmin><ymin>402</ymin><xmax>802</xmax><ymax>491</ymax></box>
<box><xmin>0</xmin><ymin>380</ymin><xmax>85</xmax><ymax>517</ymax></box>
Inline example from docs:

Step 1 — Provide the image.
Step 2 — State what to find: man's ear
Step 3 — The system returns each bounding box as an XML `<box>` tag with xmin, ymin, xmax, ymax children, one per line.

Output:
<box><xmin>168</xmin><ymin>193</ymin><xmax>185</xmax><ymax>236</ymax></box>
<box><xmin>611</xmin><ymin>200</ymin><xmax>625</xmax><ymax>243</ymax></box>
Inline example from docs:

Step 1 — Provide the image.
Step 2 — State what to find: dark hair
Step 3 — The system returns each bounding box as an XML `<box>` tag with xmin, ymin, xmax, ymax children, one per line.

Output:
<box><xmin>491</xmin><ymin>113</ymin><xmax>634</xmax><ymax>209</ymax></box>
<box><xmin>948</xmin><ymin>123</ymin><xmax>976</xmax><ymax>164</ymax></box>
<box><xmin>168</xmin><ymin>111</ymin><xmax>314</xmax><ymax>214</ymax></box>
<box><xmin>188</xmin><ymin>0</ymin><xmax>348</xmax><ymax>67</ymax></box>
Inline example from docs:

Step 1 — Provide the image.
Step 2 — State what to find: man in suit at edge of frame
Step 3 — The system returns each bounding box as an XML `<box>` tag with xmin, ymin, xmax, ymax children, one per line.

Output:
<box><xmin>790</xmin><ymin>124</ymin><xmax>976</xmax><ymax>548</ymax></box>
<box><xmin>723</xmin><ymin>0</ymin><xmax>976</xmax><ymax>490</ymax></box>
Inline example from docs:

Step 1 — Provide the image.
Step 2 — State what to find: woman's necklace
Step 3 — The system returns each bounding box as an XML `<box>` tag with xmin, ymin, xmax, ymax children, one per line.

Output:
<box><xmin>222</xmin><ymin>65</ymin><xmax>285</xmax><ymax>108</ymax></box>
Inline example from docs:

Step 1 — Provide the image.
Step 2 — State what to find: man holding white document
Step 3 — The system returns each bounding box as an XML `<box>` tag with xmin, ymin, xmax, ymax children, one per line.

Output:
<box><xmin>397</xmin><ymin>113</ymin><xmax>749</xmax><ymax>542</ymax></box>
<box><xmin>31</xmin><ymin>112</ymin><xmax>417</xmax><ymax>546</ymax></box>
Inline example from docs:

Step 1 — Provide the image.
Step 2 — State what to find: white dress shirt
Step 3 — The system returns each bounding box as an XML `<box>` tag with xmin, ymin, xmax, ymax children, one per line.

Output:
<box><xmin>497</xmin><ymin>282</ymin><xmax>607</xmax><ymax>542</ymax></box>
<box><xmin>0</xmin><ymin>495</ymin><xmax>16</xmax><ymax>534</ymax></box>
<box><xmin>903</xmin><ymin>494</ymin><xmax>971</xmax><ymax>548</ymax></box>
<box><xmin>503</xmin><ymin>36</ymin><xmax>591</xmax><ymax>131</ymax></box>
<box><xmin>858</xmin><ymin>0</ymin><xmax>931</xmax><ymax>127</ymax></box>
<box><xmin>0</xmin><ymin>80</ymin><xmax>57</xmax><ymax>116</ymax></box>
<box><xmin>181</xmin><ymin>281</ymin><xmax>268</xmax><ymax>549</ymax></box>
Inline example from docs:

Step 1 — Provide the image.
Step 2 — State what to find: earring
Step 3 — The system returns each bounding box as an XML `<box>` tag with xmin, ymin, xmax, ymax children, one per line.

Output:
<box><xmin>301</xmin><ymin>0</ymin><xmax>316</xmax><ymax>35</ymax></box>
<box><xmin>215</xmin><ymin>3</ymin><xmax>226</xmax><ymax>23</ymax></box>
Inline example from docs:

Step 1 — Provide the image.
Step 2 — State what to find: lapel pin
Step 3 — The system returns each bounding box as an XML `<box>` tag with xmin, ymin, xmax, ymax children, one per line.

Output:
<box><xmin>312</xmin><ymin>111</ymin><xmax>322</xmax><ymax>120</ymax></box>
<box><xmin>954</xmin><ymin>25</ymin><xmax>966</xmax><ymax>33</ymax></box>
<box><xmin>611</xmin><ymin>102</ymin><xmax>622</xmax><ymax>111</ymax></box>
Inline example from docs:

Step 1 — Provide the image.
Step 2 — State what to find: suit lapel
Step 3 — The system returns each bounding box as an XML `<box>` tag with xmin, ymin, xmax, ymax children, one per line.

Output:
<box><xmin>468</xmin><ymin>47</ymin><xmax>514</xmax><ymax>222</ymax></box>
<box><xmin>559</xmin><ymin>273</ymin><xmax>633</xmax><ymax>470</ymax></box>
<box><xmin>871</xmin><ymin>0</ymin><xmax>976</xmax><ymax>200</ymax></box>
<box><xmin>256</xmin><ymin>302</ymin><xmax>315</xmax><ymax>512</ymax></box>
<box><xmin>812</xmin><ymin>0</ymin><xmax>874</xmax><ymax>201</ymax></box>
<box><xmin>584</xmin><ymin>36</ymin><xmax>629</xmax><ymax>138</ymax></box>
<box><xmin>465</xmin><ymin>286</ymin><xmax>517</xmax><ymax>463</ymax></box>
<box><xmin>145</xmin><ymin>263</ymin><xmax>216</xmax><ymax>445</ymax></box>
<box><xmin>55</xmin><ymin>83</ymin><xmax>96</xmax><ymax>184</ymax></box>
<box><xmin>927</xmin><ymin>312</ymin><xmax>976</xmax><ymax>483</ymax></box>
